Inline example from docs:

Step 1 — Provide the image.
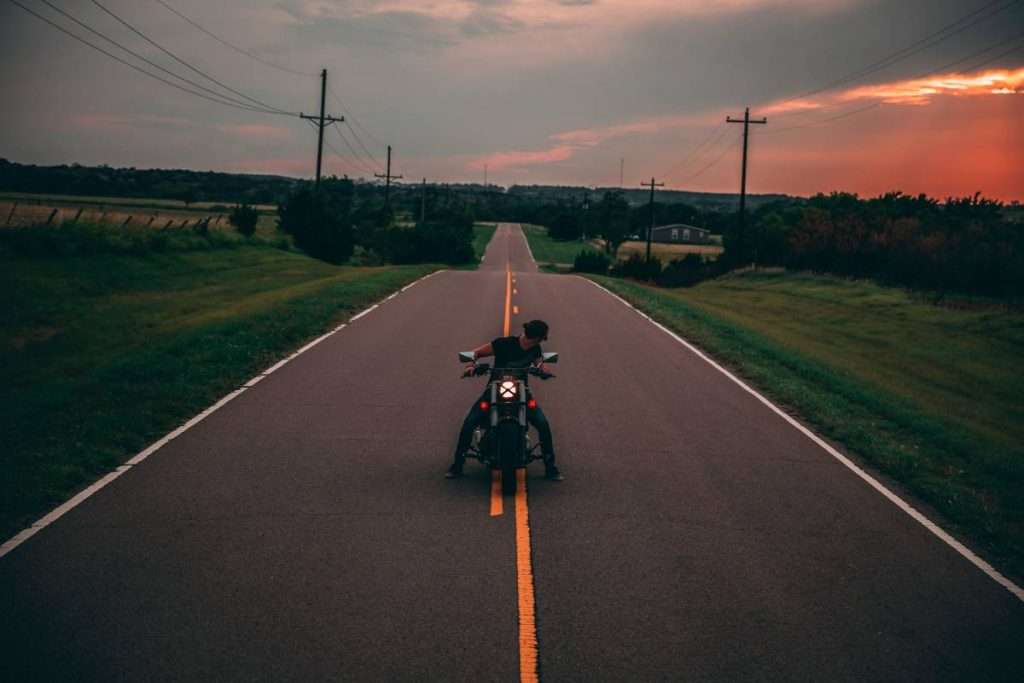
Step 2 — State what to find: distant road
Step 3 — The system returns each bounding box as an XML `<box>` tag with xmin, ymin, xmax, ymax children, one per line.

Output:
<box><xmin>2</xmin><ymin>224</ymin><xmax>1021</xmax><ymax>681</ymax></box>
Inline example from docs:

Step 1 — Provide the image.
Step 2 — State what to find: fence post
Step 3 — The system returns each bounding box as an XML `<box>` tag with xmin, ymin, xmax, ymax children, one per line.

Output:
<box><xmin>45</xmin><ymin>208</ymin><xmax>58</xmax><ymax>225</ymax></box>
<box><xmin>163</xmin><ymin>220</ymin><xmax>173</xmax><ymax>230</ymax></box>
<box><xmin>121</xmin><ymin>216</ymin><xmax>133</xmax><ymax>228</ymax></box>
<box><xmin>71</xmin><ymin>207</ymin><xmax>84</xmax><ymax>226</ymax></box>
<box><xmin>145</xmin><ymin>216</ymin><xmax>155</xmax><ymax>227</ymax></box>
<box><xmin>5</xmin><ymin>202</ymin><xmax>17</xmax><ymax>226</ymax></box>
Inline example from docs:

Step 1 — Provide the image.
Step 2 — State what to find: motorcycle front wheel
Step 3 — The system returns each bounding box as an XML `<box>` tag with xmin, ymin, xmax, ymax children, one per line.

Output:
<box><xmin>498</xmin><ymin>422</ymin><xmax>521</xmax><ymax>496</ymax></box>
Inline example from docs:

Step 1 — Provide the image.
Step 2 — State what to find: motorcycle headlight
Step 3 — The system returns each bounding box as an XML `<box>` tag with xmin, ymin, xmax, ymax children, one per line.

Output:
<box><xmin>498</xmin><ymin>380</ymin><xmax>518</xmax><ymax>400</ymax></box>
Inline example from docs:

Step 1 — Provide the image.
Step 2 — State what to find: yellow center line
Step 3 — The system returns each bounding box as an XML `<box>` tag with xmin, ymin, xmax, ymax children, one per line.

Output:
<box><xmin>515</xmin><ymin>468</ymin><xmax>539</xmax><ymax>682</ymax></box>
<box><xmin>492</xmin><ymin>263</ymin><xmax>514</xmax><ymax>518</ymax></box>
<box><xmin>504</xmin><ymin>264</ymin><xmax>512</xmax><ymax>336</ymax></box>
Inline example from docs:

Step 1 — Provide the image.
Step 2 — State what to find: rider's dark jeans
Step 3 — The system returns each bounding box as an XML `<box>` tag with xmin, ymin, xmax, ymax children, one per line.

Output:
<box><xmin>453</xmin><ymin>389</ymin><xmax>555</xmax><ymax>466</ymax></box>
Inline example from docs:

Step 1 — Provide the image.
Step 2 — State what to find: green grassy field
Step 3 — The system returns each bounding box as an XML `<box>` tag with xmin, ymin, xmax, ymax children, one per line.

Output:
<box><xmin>590</xmin><ymin>272</ymin><xmax>1024</xmax><ymax>579</ymax></box>
<box><xmin>1</xmin><ymin>245</ymin><xmax>436</xmax><ymax>540</ymax></box>
<box><xmin>473</xmin><ymin>222</ymin><xmax>498</xmax><ymax>262</ymax></box>
<box><xmin>521</xmin><ymin>224</ymin><xmax>600</xmax><ymax>264</ymax></box>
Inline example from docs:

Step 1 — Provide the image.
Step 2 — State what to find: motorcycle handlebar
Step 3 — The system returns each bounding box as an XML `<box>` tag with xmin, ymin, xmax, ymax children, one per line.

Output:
<box><xmin>461</xmin><ymin>363</ymin><xmax>555</xmax><ymax>380</ymax></box>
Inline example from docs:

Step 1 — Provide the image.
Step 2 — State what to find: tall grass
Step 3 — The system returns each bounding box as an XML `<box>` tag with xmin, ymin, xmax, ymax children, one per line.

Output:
<box><xmin>0</xmin><ymin>220</ymin><xmax>287</xmax><ymax>257</ymax></box>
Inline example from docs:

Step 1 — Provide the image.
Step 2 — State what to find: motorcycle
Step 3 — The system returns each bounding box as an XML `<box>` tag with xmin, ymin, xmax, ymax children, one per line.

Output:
<box><xmin>458</xmin><ymin>350</ymin><xmax>559</xmax><ymax>495</ymax></box>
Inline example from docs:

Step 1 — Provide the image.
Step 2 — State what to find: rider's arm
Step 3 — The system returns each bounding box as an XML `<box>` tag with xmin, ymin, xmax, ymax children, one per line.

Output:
<box><xmin>471</xmin><ymin>343</ymin><xmax>493</xmax><ymax>360</ymax></box>
<box><xmin>463</xmin><ymin>343</ymin><xmax>493</xmax><ymax>376</ymax></box>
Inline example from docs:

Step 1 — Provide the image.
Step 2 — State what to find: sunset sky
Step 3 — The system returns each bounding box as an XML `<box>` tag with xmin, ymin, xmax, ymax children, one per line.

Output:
<box><xmin>1</xmin><ymin>0</ymin><xmax>1022</xmax><ymax>200</ymax></box>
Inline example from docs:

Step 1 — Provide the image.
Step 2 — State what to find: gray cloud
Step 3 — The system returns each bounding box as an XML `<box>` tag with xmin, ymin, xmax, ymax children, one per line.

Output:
<box><xmin>0</xmin><ymin>0</ymin><xmax>1019</xmax><ymax>189</ymax></box>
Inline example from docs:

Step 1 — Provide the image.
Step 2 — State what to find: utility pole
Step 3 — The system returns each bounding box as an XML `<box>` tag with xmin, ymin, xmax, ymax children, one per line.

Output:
<box><xmin>484</xmin><ymin>163</ymin><xmax>488</xmax><ymax>187</ymax></box>
<box><xmin>299</xmin><ymin>69</ymin><xmax>344</xmax><ymax>190</ymax></box>
<box><xmin>619</xmin><ymin>158</ymin><xmax>624</xmax><ymax>188</ymax></box>
<box><xmin>420</xmin><ymin>178</ymin><xmax>427</xmax><ymax>224</ymax></box>
<box><xmin>641</xmin><ymin>177</ymin><xmax>665</xmax><ymax>263</ymax></box>
<box><xmin>374</xmin><ymin>145</ymin><xmax>403</xmax><ymax>210</ymax></box>
<box><xmin>726</xmin><ymin>107</ymin><xmax>767</xmax><ymax>264</ymax></box>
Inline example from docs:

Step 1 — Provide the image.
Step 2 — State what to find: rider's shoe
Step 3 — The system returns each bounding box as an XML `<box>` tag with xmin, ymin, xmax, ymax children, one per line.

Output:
<box><xmin>445</xmin><ymin>463</ymin><xmax>464</xmax><ymax>479</ymax></box>
<box><xmin>544</xmin><ymin>463</ymin><xmax>564</xmax><ymax>481</ymax></box>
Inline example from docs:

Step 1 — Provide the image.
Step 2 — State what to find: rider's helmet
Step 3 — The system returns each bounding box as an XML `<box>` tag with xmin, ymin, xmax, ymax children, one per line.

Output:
<box><xmin>523</xmin><ymin>320</ymin><xmax>549</xmax><ymax>341</ymax></box>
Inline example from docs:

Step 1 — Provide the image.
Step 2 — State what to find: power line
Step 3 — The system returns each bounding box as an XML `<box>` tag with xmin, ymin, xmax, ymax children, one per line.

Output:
<box><xmin>88</xmin><ymin>0</ymin><xmax>297</xmax><ymax>116</ymax></box>
<box><xmin>332</xmin><ymin>125</ymin><xmax>380</xmax><ymax>176</ymax></box>
<box><xmin>323</xmin><ymin>137</ymin><xmax>368</xmax><ymax>178</ymax></box>
<box><xmin>344</xmin><ymin>120</ymin><xmax>382</xmax><ymax>167</ymax></box>
<box><xmin>778</xmin><ymin>0</ymin><xmax>1021</xmax><ymax>104</ymax></box>
<box><xmin>660</xmin><ymin>122</ymin><xmax>729</xmax><ymax>180</ymax></box>
<box><xmin>32</xmin><ymin>0</ymin><xmax>285</xmax><ymax>114</ymax></box>
<box><xmin>327</xmin><ymin>86</ymin><xmax>385</xmax><ymax>160</ymax></box>
<box><xmin>9</xmin><ymin>0</ymin><xmax>284</xmax><ymax>115</ymax></box>
<box><xmin>762</xmin><ymin>30</ymin><xmax>1024</xmax><ymax>136</ymax></box>
<box><xmin>675</xmin><ymin>134</ymin><xmax>743</xmax><ymax>184</ymax></box>
<box><xmin>151</xmin><ymin>0</ymin><xmax>315</xmax><ymax>78</ymax></box>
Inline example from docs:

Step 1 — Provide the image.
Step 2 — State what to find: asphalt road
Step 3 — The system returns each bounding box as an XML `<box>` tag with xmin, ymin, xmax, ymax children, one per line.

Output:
<box><xmin>2</xmin><ymin>224</ymin><xmax>1022</xmax><ymax>681</ymax></box>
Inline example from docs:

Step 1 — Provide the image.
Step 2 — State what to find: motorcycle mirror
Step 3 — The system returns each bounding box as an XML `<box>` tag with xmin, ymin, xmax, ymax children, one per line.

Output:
<box><xmin>542</xmin><ymin>352</ymin><xmax>559</xmax><ymax>364</ymax></box>
<box><xmin>458</xmin><ymin>351</ymin><xmax>475</xmax><ymax>363</ymax></box>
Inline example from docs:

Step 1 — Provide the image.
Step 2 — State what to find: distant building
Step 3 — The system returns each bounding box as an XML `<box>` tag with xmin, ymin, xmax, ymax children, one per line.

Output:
<box><xmin>646</xmin><ymin>224</ymin><xmax>712</xmax><ymax>244</ymax></box>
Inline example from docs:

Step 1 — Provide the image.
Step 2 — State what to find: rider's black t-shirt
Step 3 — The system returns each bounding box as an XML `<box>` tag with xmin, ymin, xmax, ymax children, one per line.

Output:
<box><xmin>491</xmin><ymin>336</ymin><xmax>542</xmax><ymax>371</ymax></box>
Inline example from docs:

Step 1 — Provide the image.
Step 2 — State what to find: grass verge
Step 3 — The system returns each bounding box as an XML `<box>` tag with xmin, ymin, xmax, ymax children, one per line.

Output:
<box><xmin>1</xmin><ymin>245</ymin><xmax>436</xmax><ymax>540</ymax></box>
<box><xmin>473</xmin><ymin>222</ymin><xmax>498</xmax><ymax>263</ymax></box>
<box><xmin>521</xmin><ymin>224</ymin><xmax>600</xmax><ymax>265</ymax></box>
<box><xmin>588</xmin><ymin>271</ymin><xmax>1024</xmax><ymax>581</ymax></box>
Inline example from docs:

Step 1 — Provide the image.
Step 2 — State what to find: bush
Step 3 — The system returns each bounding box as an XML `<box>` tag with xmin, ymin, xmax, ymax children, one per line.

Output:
<box><xmin>572</xmin><ymin>250</ymin><xmax>611</xmax><ymax>274</ymax></box>
<box><xmin>657</xmin><ymin>253</ymin><xmax>714</xmax><ymax>288</ymax></box>
<box><xmin>375</xmin><ymin>221</ymin><xmax>474</xmax><ymax>265</ymax></box>
<box><xmin>613</xmin><ymin>254</ymin><xmax>662</xmax><ymax>281</ymax></box>
<box><xmin>277</xmin><ymin>184</ymin><xmax>353</xmax><ymax>265</ymax></box>
<box><xmin>229</xmin><ymin>204</ymin><xmax>259</xmax><ymax>237</ymax></box>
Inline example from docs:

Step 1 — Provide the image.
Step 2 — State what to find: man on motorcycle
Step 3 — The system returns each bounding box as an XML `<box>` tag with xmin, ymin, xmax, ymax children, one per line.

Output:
<box><xmin>446</xmin><ymin>319</ymin><xmax>563</xmax><ymax>481</ymax></box>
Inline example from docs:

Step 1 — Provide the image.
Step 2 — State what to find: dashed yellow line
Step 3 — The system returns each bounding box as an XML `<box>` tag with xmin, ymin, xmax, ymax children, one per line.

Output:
<box><xmin>490</xmin><ymin>471</ymin><xmax>503</xmax><ymax>516</ymax></box>
<box><xmin>504</xmin><ymin>264</ymin><xmax>512</xmax><ymax>336</ymax></box>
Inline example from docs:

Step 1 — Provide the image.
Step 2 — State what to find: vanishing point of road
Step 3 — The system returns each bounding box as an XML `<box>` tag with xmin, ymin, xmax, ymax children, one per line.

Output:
<box><xmin>2</xmin><ymin>224</ymin><xmax>1022</xmax><ymax>681</ymax></box>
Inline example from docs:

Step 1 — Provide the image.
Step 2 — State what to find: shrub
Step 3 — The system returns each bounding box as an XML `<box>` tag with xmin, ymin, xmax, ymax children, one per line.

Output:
<box><xmin>657</xmin><ymin>253</ymin><xmax>713</xmax><ymax>288</ymax></box>
<box><xmin>375</xmin><ymin>221</ymin><xmax>474</xmax><ymax>265</ymax></box>
<box><xmin>572</xmin><ymin>250</ymin><xmax>611</xmax><ymax>274</ymax></box>
<box><xmin>614</xmin><ymin>254</ymin><xmax>662</xmax><ymax>281</ymax></box>
<box><xmin>229</xmin><ymin>204</ymin><xmax>259</xmax><ymax>237</ymax></box>
<box><xmin>277</xmin><ymin>185</ymin><xmax>353</xmax><ymax>265</ymax></box>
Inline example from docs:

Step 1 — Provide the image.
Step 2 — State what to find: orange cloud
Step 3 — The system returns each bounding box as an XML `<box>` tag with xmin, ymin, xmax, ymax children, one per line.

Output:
<box><xmin>840</xmin><ymin>68</ymin><xmax>1024</xmax><ymax>105</ymax></box>
<box><xmin>468</xmin><ymin>145</ymin><xmax>576</xmax><ymax>171</ymax></box>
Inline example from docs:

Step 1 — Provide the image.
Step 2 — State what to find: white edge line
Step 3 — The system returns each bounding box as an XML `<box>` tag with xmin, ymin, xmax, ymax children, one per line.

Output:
<box><xmin>0</xmin><ymin>268</ymin><xmax>445</xmax><ymax>560</ymax></box>
<box><xmin>583</xmin><ymin>277</ymin><xmax>1024</xmax><ymax>603</ymax></box>
<box><xmin>519</xmin><ymin>223</ymin><xmax>537</xmax><ymax>266</ymax></box>
<box><xmin>349</xmin><ymin>304</ymin><xmax>378</xmax><ymax>322</ymax></box>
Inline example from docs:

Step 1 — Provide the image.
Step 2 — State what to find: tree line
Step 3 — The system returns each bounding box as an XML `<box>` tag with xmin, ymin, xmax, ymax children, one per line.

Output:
<box><xmin>544</xmin><ymin>188</ymin><xmax>1023</xmax><ymax>299</ymax></box>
